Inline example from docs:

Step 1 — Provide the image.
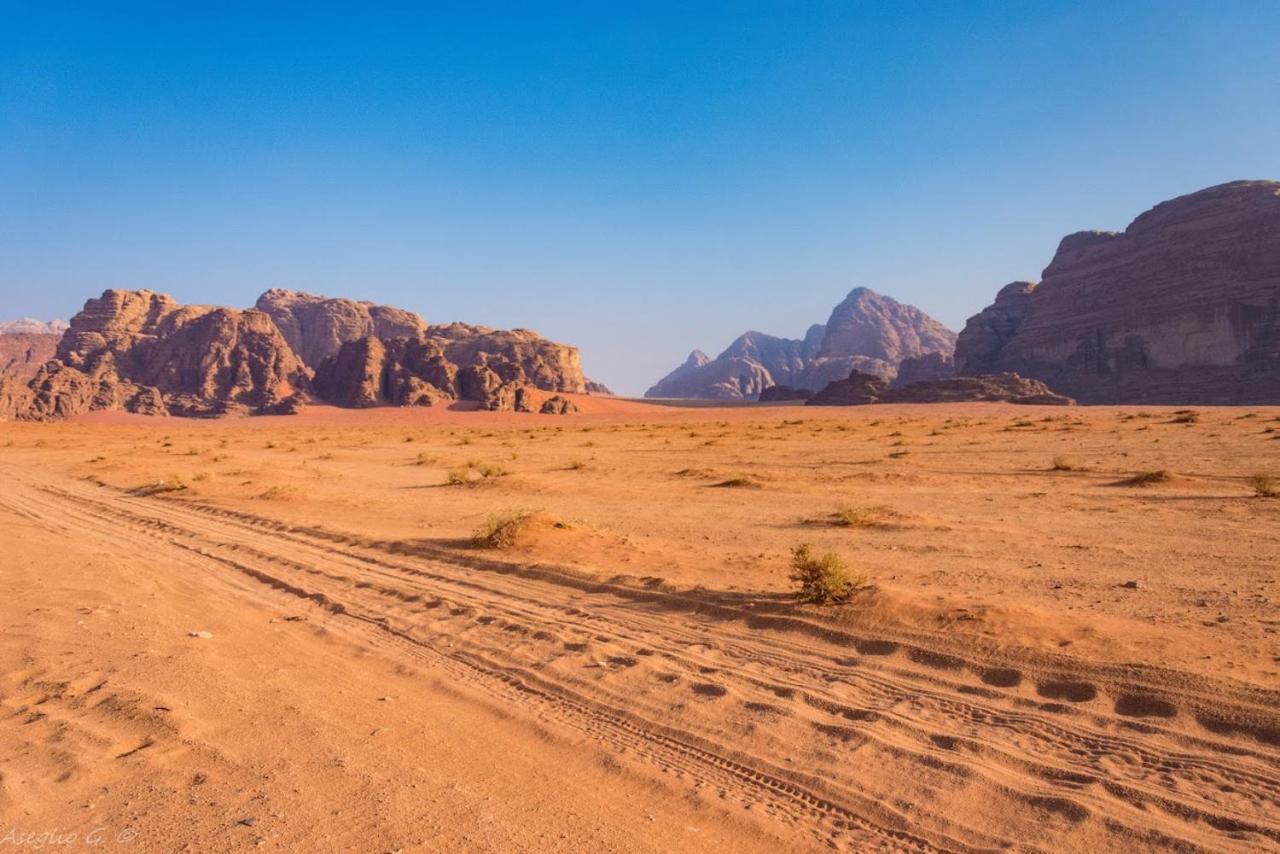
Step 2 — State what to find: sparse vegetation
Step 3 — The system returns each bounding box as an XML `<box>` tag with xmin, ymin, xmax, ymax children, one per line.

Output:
<box><xmin>1050</xmin><ymin>456</ymin><xmax>1085</xmax><ymax>472</ymax></box>
<box><xmin>1249</xmin><ymin>474</ymin><xmax>1279</xmax><ymax>498</ymax></box>
<box><xmin>130</xmin><ymin>476</ymin><xmax>188</xmax><ymax>496</ymax></box>
<box><xmin>1118</xmin><ymin>469</ymin><xmax>1175</xmax><ymax>487</ymax></box>
<box><xmin>471</xmin><ymin>509</ymin><xmax>536</xmax><ymax>549</ymax></box>
<box><xmin>789</xmin><ymin>544</ymin><xmax>866</xmax><ymax>604</ymax></box>
<box><xmin>829</xmin><ymin>505</ymin><xmax>891</xmax><ymax>528</ymax></box>
<box><xmin>1170</xmin><ymin>410</ymin><xmax>1200</xmax><ymax>424</ymax></box>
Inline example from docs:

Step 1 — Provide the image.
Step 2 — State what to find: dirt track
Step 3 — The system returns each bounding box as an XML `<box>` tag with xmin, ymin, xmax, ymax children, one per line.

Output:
<box><xmin>3</xmin><ymin>462</ymin><xmax>1276</xmax><ymax>852</ymax></box>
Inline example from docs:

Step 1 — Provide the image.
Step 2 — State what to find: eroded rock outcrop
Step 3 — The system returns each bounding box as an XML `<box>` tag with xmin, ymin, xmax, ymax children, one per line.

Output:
<box><xmin>255</xmin><ymin>289</ymin><xmax>427</xmax><ymax>368</ymax></box>
<box><xmin>955</xmin><ymin>181</ymin><xmax>1280</xmax><ymax>403</ymax></box>
<box><xmin>805</xmin><ymin>371</ymin><xmax>889</xmax><ymax>406</ymax></box>
<box><xmin>4</xmin><ymin>290</ymin><xmax>308</xmax><ymax>420</ymax></box>
<box><xmin>879</xmin><ymin>373</ymin><xmax>1075</xmax><ymax>405</ymax></box>
<box><xmin>0</xmin><ymin>332</ymin><xmax>59</xmax><ymax>381</ymax></box>
<box><xmin>309</xmin><ymin>323</ymin><xmax>585</xmax><ymax>412</ymax></box>
<box><xmin>805</xmin><ymin>368</ymin><xmax>1073</xmax><ymax>406</ymax></box>
<box><xmin>646</xmin><ymin>288</ymin><xmax>955</xmax><ymax>399</ymax></box>
<box><xmin>892</xmin><ymin>352</ymin><xmax>956</xmax><ymax>388</ymax></box>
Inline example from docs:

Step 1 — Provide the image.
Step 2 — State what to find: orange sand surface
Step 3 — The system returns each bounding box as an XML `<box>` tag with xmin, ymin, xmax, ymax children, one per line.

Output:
<box><xmin>2</xmin><ymin>398</ymin><xmax>1277</xmax><ymax>851</ymax></box>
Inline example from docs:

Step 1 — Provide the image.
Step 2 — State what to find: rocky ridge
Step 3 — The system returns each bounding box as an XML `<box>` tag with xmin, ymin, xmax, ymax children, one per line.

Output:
<box><xmin>955</xmin><ymin>181</ymin><xmax>1280</xmax><ymax>404</ymax></box>
<box><xmin>1</xmin><ymin>289</ymin><xmax>591</xmax><ymax>419</ymax></box>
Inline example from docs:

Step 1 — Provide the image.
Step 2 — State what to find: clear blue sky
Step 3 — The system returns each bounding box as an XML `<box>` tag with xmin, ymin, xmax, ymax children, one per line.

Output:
<box><xmin>2</xmin><ymin>2</ymin><xmax>1278</xmax><ymax>394</ymax></box>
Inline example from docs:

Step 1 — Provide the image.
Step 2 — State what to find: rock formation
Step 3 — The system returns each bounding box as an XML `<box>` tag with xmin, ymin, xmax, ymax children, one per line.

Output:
<box><xmin>309</xmin><ymin>322</ymin><xmax>585</xmax><ymax>411</ymax></box>
<box><xmin>1</xmin><ymin>289</ymin><xmax>594</xmax><ymax>420</ymax></box>
<box><xmin>891</xmin><ymin>352</ymin><xmax>956</xmax><ymax>388</ymax></box>
<box><xmin>805</xmin><ymin>371</ymin><xmax>889</xmax><ymax>406</ymax></box>
<box><xmin>879</xmin><ymin>374</ymin><xmax>1075</xmax><ymax>405</ymax></box>
<box><xmin>0</xmin><ymin>332</ymin><xmax>59</xmax><ymax>381</ymax></box>
<box><xmin>7</xmin><ymin>289</ymin><xmax>310</xmax><ymax>419</ymax></box>
<box><xmin>539</xmin><ymin>395</ymin><xmax>579</xmax><ymax>414</ymax></box>
<box><xmin>955</xmin><ymin>181</ymin><xmax>1280</xmax><ymax>404</ymax></box>
<box><xmin>255</xmin><ymin>289</ymin><xmax>427</xmax><ymax>368</ymax></box>
<box><xmin>646</xmin><ymin>288</ymin><xmax>955</xmax><ymax>399</ymax></box>
<box><xmin>805</xmin><ymin>368</ymin><xmax>1073</xmax><ymax>406</ymax></box>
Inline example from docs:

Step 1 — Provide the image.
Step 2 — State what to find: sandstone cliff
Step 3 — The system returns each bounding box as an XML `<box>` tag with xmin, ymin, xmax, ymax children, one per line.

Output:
<box><xmin>309</xmin><ymin>322</ymin><xmax>586</xmax><ymax>411</ymax></box>
<box><xmin>255</xmin><ymin>289</ymin><xmax>427</xmax><ymax>367</ymax></box>
<box><xmin>0</xmin><ymin>332</ymin><xmax>59</xmax><ymax>381</ymax></box>
<box><xmin>955</xmin><ymin>181</ymin><xmax>1280</xmax><ymax>403</ymax></box>
<box><xmin>646</xmin><ymin>288</ymin><xmax>955</xmax><ymax>399</ymax></box>
<box><xmin>7</xmin><ymin>290</ymin><xmax>308</xmax><ymax>420</ymax></box>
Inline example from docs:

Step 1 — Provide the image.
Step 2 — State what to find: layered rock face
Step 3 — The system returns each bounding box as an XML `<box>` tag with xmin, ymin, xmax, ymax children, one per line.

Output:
<box><xmin>310</xmin><ymin>322</ymin><xmax>586</xmax><ymax>411</ymax></box>
<box><xmin>0</xmin><ymin>333</ymin><xmax>59</xmax><ymax>381</ymax></box>
<box><xmin>879</xmin><ymin>374</ymin><xmax>1075</xmax><ymax>405</ymax></box>
<box><xmin>805</xmin><ymin>368</ymin><xmax>1074</xmax><ymax>406</ymax></box>
<box><xmin>255</xmin><ymin>289</ymin><xmax>427</xmax><ymax>368</ymax></box>
<box><xmin>5</xmin><ymin>290</ymin><xmax>308</xmax><ymax>420</ymax></box>
<box><xmin>955</xmin><ymin>181</ymin><xmax>1280</xmax><ymax>403</ymax></box>
<box><xmin>646</xmin><ymin>288</ymin><xmax>955</xmax><ymax>399</ymax></box>
<box><xmin>892</xmin><ymin>352</ymin><xmax>956</xmax><ymax>388</ymax></box>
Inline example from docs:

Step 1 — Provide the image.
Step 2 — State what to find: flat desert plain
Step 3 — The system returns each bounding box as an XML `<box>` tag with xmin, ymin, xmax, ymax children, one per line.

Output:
<box><xmin>1</xmin><ymin>396</ymin><xmax>1277</xmax><ymax>852</ymax></box>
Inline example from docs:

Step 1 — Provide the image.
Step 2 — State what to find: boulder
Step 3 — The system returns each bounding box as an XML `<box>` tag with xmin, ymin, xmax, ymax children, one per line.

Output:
<box><xmin>805</xmin><ymin>371</ymin><xmax>890</xmax><ymax>406</ymax></box>
<box><xmin>539</xmin><ymin>395</ymin><xmax>579</xmax><ymax>414</ymax></box>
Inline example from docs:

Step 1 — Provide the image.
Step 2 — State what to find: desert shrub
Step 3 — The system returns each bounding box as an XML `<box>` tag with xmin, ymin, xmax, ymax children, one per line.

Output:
<box><xmin>1249</xmin><ymin>474</ymin><xmax>1279</xmax><ymax>498</ymax></box>
<box><xmin>830</xmin><ymin>505</ymin><xmax>889</xmax><ymax>528</ymax></box>
<box><xmin>1050</xmin><ymin>456</ymin><xmax>1084</xmax><ymax>472</ymax></box>
<box><xmin>566</xmin><ymin>459</ymin><xmax>587</xmax><ymax>471</ymax></box>
<box><xmin>258</xmin><ymin>485</ymin><xmax>299</xmax><ymax>500</ymax></box>
<box><xmin>1118</xmin><ymin>469</ymin><xmax>1174</xmax><ymax>487</ymax></box>
<box><xmin>789</xmin><ymin>545</ymin><xmax>865</xmax><ymax>604</ymax></box>
<box><xmin>471</xmin><ymin>509</ymin><xmax>535</xmax><ymax>549</ymax></box>
<box><xmin>130</xmin><ymin>476</ymin><xmax>188</xmax><ymax>496</ymax></box>
<box><xmin>1170</xmin><ymin>410</ymin><xmax>1199</xmax><ymax>424</ymax></box>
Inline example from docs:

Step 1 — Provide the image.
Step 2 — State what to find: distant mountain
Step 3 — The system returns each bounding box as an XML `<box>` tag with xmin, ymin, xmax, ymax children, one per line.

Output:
<box><xmin>645</xmin><ymin>288</ymin><xmax>956</xmax><ymax>400</ymax></box>
<box><xmin>955</xmin><ymin>180</ymin><xmax>1280</xmax><ymax>403</ymax></box>
<box><xmin>0</xmin><ymin>318</ymin><xmax>68</xmax><ymax>335</ymax></box>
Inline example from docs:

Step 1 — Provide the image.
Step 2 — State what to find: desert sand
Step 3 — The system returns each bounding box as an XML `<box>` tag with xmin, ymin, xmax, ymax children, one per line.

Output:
<box><xmin>1</xmin><ymin>395</ymin><xmax>1277</xmax><ymax>852</ymax></box>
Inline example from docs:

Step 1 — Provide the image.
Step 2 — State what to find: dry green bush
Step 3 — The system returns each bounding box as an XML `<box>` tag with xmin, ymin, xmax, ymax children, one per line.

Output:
<box><xmin>471</xmin><ymin>509</ymin><xmax>536</xmax><ymax>549</ymax></box>
<box><xmin>1249</xmin><ymin>474</ymin><xmax>1279</xmax><ymax>498</ymax></box>
<box><xmin>789</xmin><ymin>545</ymin><xmax>866</xmax><ymax>604</ymax></box>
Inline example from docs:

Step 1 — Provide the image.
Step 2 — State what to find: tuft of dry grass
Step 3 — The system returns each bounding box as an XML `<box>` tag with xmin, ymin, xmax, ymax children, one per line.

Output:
<box><xmin>471</xmin><ymin>509</ymin><xmax>536</xmax><ymax>549</ymax></box>
<box><xmin>1050</xmin><ymin>456</ymin><xmax>1086</xmax><ymax>472</ymax></box>
<box><xmin>829</xmin><ymin>505</ymin><xmax>891</xmax><ymax>528</ymax></box>
<box><xmin>1249</xmin><ymin>474</ymin><xmax>1279</xmax><ymax>499</ymax></box>
<box><xmin>129</xmin><ymin>476</ymin><xmax>188</xmax><ymax>497</ymax></box>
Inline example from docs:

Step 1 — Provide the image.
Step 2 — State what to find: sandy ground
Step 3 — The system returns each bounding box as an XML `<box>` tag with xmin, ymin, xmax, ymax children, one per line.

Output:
<box><xmin>0</xmin><ymin>396</ymin><xmax>1277</xmax><ymax>852</ymax></box>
